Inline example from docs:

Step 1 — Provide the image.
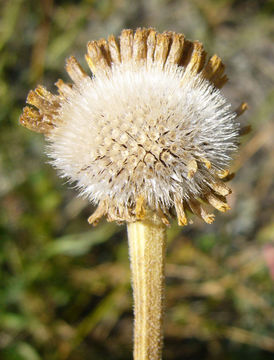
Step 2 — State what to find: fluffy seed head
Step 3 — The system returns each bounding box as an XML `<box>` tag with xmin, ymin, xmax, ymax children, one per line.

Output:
<box><xmin>20</xmin><ymin>28</ymin><xmax>248</xmax><ymax>225</ymax></box>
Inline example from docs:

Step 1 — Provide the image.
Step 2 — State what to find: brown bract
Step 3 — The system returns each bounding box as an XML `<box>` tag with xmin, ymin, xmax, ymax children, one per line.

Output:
<box><xmin>20</xmin><ymin>28</ymin><xmax>249</xmax><ymax>226</ymax></box>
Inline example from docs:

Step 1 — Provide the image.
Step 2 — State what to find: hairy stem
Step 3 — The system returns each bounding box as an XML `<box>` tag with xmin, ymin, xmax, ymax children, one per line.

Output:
<box><xmin>127</xmin><ymin>213</ymin><xmax>167</xmax><ymax>360</ymax></box>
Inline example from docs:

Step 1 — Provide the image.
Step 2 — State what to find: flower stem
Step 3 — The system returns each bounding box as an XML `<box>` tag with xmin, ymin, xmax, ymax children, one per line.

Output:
<box><xmin>127</xmin><ymin>213</ymin><xmax>167</xmax><ymax>360</ymax></box>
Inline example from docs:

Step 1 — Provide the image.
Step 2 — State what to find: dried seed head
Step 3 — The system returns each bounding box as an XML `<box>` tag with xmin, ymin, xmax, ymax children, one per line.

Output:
<box><xmin>20</xmin><ymin>28</ymin><xmax>248</xmax><ymax>225</ymax></box>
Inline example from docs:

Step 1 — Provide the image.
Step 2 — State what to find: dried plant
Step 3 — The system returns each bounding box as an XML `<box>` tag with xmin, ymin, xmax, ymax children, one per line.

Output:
<box><xmin>20</xmin><ymin>28</ymin><xmax>248</xmax><ymax>360</ymax></box>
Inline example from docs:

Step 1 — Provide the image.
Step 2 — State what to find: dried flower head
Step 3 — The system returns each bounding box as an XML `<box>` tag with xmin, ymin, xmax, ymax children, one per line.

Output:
<box><xmin>20</xmin><ymin>28</ymin><xmax>248</xmax><ymax>226</ymax></box>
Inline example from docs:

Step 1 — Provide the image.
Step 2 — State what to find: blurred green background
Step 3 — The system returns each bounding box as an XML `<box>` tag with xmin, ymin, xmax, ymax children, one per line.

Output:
<box><xmin>0</xmin><ymin>0</ymin><xmax>273</xmax><ymax>359</ymax></box>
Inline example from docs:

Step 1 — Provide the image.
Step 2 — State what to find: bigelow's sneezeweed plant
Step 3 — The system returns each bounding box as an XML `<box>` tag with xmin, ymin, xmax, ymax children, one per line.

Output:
<box><xmin>20</xmin><ymin>28</ymin><xmax>248</xmax><ymax>360</ymax></box>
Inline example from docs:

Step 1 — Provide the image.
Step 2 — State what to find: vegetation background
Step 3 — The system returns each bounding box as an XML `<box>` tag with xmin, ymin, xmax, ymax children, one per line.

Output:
<box><xmin>0</xmin><ymin>0</ymin><xmax>273</xmax><ymax>359</ymax></box>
